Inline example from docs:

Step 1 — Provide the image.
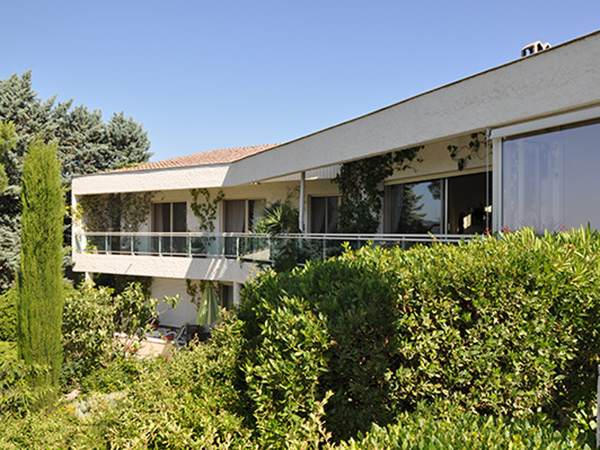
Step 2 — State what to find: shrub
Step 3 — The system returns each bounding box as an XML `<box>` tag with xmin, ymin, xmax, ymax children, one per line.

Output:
<box><xmin>93</xmin><ymin>312</ymin><xmax>255</xmax><ymax>449</ymax></box>
<box><xmin>240</xmin><ymin>254</ymin><xmax>399</xmax><ymax>442</ymax></box>
<box><xmin>374</xmin><ymin>227</ymin><xmax>600</xmax><ymax>419</ymax></box>
<box><xmin>0</xmin><ymin>359</ymin><xmax>54</xmax><ymax>417</ymax></box>
<box><xmin>0</xmin><ymin>286</ymin><xmax>16</xmax><ymax>341</ymax></box>
<box><xmin>61</xmin><ymin>281</ymin><xmax>172</xmax><ymax>388</ymax></box>
<box><xmin>339</xmin><ymin>402</ymin><xmax>592</xmax><ymax>449</ymax></box>
<box><xmin>238</xmin><ymin>227</ymin><xmax>600</xmax><ymax>442</ymax></box>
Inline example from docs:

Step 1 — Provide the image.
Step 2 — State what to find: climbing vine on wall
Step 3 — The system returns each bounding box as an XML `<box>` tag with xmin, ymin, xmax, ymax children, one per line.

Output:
<box><xmin>77</xmin><ymin>192</ymin><xmax>153</xmax><ymax>232</ymax></box>
<box><xmin>190</xmin><ymin>188</ymin><xmax>224</xmax><ymax>232</ymax></box>
<box><xmin>334</xmin><ymin>146</ymin><xmax>423</xmax><ymax>233</ymax></box>
<box><xmin>447</xmin><ymin>131</ymin><xmax>488</xmax><ymax>171</ymax></box>
<box><xmin>187</xmin><ymin>189</ymin><xmax>224</xmax><ymax>314</ymax></box>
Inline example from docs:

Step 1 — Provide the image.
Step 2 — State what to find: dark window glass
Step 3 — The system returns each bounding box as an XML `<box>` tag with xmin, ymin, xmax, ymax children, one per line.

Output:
<box><xmin>447</xmin><ymin>173</ymin><xmax>490</xmax><ymax>234</ymax></box>
<box><xmin>385</xmin><ymin>181</ymin><xmax>442</xmax><ymax>234</ymax></box>
<box><xmin>310</xmin><ymin>196</ymin><xmax>339</xmax><ymax>233</ymax></box>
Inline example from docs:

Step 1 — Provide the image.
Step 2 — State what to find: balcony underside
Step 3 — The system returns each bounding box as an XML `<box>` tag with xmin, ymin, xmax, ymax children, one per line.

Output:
<box><xmin>72</xmin><ymin>252</ymin><xmax>257</xmax><ymax>283</ymax></box>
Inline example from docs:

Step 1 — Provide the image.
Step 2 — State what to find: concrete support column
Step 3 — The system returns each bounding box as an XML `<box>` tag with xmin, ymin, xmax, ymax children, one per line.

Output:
<box><xmin>84</xmin><ymin>272</ymin><xmax>93</xmax><ymax>283</ymax></box>
<box><xmin>299</xmin><ymin>171</ymin><xmax>306</xmax><ymax>232</ymax></box>
<box><xmin>492</xmin><ymin>137</ymin><xmax>502</xmax><ymax>232</ymax></box>
<box><xmin>233</xmin><ymin>282</ymin><xmax>242</xmax><ymax>306</ymax></box>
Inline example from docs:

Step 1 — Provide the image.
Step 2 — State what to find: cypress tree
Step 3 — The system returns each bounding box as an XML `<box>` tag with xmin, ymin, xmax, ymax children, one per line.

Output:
<box><xmin>17</xmin><ymin>139</ymin><xmax>64</xmax><ymax>393</ymax></box>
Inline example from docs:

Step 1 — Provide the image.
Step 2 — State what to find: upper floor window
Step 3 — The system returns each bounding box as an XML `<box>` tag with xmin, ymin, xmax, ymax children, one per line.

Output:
<box><xmin>310</xmin><ymin>196</ymin><xmax>339</xmax><ymax>233</ymax></box>
<box><xmin>152</xmin><ymin>202</ymin><xmax>186</xmax><ymax>232</ymax></box>
<box><xmin>224</xmin><ymin>199</ymin><xmax>266</xmax><ymax>232</ymax></box>
<box><xmin>385</xmin><ymin>172</ymin><xmax>490</xmax><ymax>235</ymax></box>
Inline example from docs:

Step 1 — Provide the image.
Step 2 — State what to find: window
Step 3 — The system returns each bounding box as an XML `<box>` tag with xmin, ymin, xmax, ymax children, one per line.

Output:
<box><xmin>502</xmin><ymin>120</ymin><xmax>600</xmax><ymax>233</ymax></box>
<box><xmin>310</xmin><ymin>196</ymin><xmax>339</xmax><ymax>233</ymax></box>
<box><xmin>152</xmin><ymin>202</ymin><xmax>187</xmax><ymax>232</ymax></box>
<box><xmin>224</xmin><ymin>199</ymin><xmax>266</xmax><ymax>232</ymax></box>
<box><xmin>221</xmin><ymin>284</ymin><xmax>234</xmax><ymax>310</ymax></box>
<box><xmin>152</xmin><ymin>202</ymin><xmax>187</xmax><ymax>254</ymax></box>
<box><xmin>447</xmin><ymin>173</ymin><xmax>490</xmax><ymax>234</ymax></box>
<box><xmin>385</xmin><ymin>173</ymin><xmax>490</xmax><ymax>234</ymax></box>
<box><xmin>385</xmin><ymin>180</ymin><xmax>442</xmax><ymax>234</ymax></box>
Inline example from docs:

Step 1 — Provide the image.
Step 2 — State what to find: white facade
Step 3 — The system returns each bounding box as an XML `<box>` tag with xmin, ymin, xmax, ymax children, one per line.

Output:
<box><xmin>72</xmin><ymin>30</ymin><xmax>600</xmax><ymax>327</ymax></box>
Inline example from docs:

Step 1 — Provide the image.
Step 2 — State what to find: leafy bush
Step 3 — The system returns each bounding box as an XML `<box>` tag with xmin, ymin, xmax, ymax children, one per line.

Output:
<box><xmin>0</xmin><ymin>341</ymin><xmax>17</xmax><ymax>363</ymax></box>
<box><xmin>240</xmin><ymin>255</ymin><xmax>399</xmax><ymax>442</ymax></box>
<box><xmin>238</xmin><ymin>227</ymin><xmax>600</xmax><ymax>442</ymax></box>
<box><xmin>82</xmin><ymin>312</ymin><xmax>255</xmax><ymax>449</ymax></box>
<box><xmin>375</xmin><ymin>227</ymin><xmax>600</xmax><ymax>420</ymax></box>
<box><xmin>339</xmin><ymin>403</ymin><xmax>592</xmax><ymax>449</ymax></box>
<box><xmin>61</xmin><ymin>281</ymin><xmax>172</xmax><ymax>388</ymax></box>
<box><xmin>0</xmin><ymin>359</ymin><xmax>54</xmax><ymax>416</ymax></box>
<box><xmin>3</xmin><ymin>228</ymin><xmax>600</xmax><ymax>448</ymax></box>
<box><xmin>0</xmin><ymin>286</ymin><xmax>16</xmax><ymax>341</ymax></box>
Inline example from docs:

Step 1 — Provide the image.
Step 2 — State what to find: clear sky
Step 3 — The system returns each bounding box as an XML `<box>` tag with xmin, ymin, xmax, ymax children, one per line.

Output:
<box><xmin>2</xmin><ymin>1</ymin><xmax>599</xmax><ymax>162</ymax></box>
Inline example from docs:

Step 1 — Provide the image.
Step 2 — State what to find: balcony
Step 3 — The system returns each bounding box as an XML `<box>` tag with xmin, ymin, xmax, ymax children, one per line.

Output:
<box><xmin>74</xmin><ymin>231</ymin><xmax>471</xmax><ymax>264</ymax></box>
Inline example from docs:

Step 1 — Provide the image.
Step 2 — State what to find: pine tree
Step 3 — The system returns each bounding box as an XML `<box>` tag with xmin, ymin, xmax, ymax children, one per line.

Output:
<box><xmin>0</xmin><ymin>71</ymin><xmax>152</xmax><ymax>292</ymax></box>
<box><xmin>0</xmin><ymin>121</ymin><xmax>16</xmax><ymax>192</ymax></box>
<box><xmin>17</xmin><ymin>139</ymin><xmax>64</xmax><ymax>394</ymax></box>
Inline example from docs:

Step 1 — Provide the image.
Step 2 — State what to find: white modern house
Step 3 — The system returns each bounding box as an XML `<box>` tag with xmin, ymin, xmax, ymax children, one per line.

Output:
<box><xmin>72</xmin><ymin>30</ymin><xmax>600</xmax><ymax>327</ymax></box>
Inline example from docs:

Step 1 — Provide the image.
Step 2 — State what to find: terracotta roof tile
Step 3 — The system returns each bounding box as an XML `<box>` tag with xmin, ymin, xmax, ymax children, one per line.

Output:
<box><xmin>111</xmin><ymin>144</ymin><xmax>281</xmax><ymax>172</ymax></box>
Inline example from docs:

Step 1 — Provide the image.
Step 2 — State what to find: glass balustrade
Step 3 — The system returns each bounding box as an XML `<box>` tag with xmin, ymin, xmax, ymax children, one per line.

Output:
<box><xmin>74</xmin><ymin>232</ymin><xmax>470</xmax><ymax>265</ymax></box>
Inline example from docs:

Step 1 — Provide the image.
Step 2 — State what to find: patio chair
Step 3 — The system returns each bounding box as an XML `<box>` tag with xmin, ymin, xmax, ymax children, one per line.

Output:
<box><xmin>163</xmin><ymin>323</ymin><xmax>188</xmax><ymax>348</ymax></box>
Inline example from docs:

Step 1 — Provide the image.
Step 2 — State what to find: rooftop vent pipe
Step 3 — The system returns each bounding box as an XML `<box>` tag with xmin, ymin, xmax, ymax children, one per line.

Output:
<box><xmin>521</xmin><ymin>40</ymin><xmax>551</xmax><ymax>57</ymax></box>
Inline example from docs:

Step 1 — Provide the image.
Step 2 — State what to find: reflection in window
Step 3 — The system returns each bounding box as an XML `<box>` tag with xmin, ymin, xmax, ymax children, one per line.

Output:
<box><xmin>386</xmin><ymin>181</ymin><xmax>442</xmax><ymax>233</ymax></box>
<box><xmin>503</xmin><ymin>121</ymin><xmax>600</xmax><ymax>233</ymax></box>
<box><xmin>310</xmin><ymin>196</ymin><xmax>339</xmax><ymax>233</ymax></box>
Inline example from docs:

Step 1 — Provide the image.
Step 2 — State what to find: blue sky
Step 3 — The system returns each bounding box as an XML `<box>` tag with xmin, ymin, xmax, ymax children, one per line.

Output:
<box><xmin>2</xmin><ymin>1</ymin><xmax>599</xmax><ymax>162</ymax></box>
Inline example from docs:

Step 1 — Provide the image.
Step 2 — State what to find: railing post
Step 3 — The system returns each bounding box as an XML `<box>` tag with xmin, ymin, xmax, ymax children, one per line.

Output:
<box><xmin>105</xmin><ymin>234</ymin><xmax>109</xmax><ymax>254</ymax></box>
<box><xmin>158</xmin><ymin>234</ymin><xmax>162</xmax><ymax>256</ymax></box>
<box><xmin>130</xmin><ymin>233</ymin><xmax>134</xmax><ymax>255</ymax></box>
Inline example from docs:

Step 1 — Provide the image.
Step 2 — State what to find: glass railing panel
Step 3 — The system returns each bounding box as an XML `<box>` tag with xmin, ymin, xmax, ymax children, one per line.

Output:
<box><xmin>74</xmin><ymin>232</ymin><xmax>473</xmax><ymax>263</ymax></box>
<box><xmin>132</xmin><ymin>235</ymin><xmax>153</xmax><ymax>255</ymax></box>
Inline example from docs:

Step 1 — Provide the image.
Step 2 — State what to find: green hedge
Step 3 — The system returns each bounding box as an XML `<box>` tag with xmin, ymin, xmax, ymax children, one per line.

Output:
<box><xmin>238</xmin><ymin>227</ymin><xmax>600</xmax><ymax>442</ymax></box>
<box><xmin>339</xmin><ymin>403</ymin><xmax>591</xmax><ymax>450</ymax></box>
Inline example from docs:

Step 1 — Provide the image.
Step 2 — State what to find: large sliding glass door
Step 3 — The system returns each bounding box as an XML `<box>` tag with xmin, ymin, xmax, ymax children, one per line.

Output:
<box><xmin>502</xmin><ymin>121</ymin><xmax>600</xmax><ymax>233</ymax></box>
<box><xmin>385</xmin><ymin>172</ymin><xmax>490</xmax><ymax>235</ymax></box>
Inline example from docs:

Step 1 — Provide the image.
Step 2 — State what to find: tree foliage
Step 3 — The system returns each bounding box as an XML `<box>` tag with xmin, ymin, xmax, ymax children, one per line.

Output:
<box><xmin>0</xmin><ymin>121</ymin><xmax>16</xmax><ymax>192</ymax></box>
<box><xmin>0</xmin><ymin>71</ymin><xmax>152</xmax><ymax>292</ymax></box>
<box><xmin>17</xmin><ymin>139</ymin><xmax>64</xmax><ymax>397</ymax></box>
